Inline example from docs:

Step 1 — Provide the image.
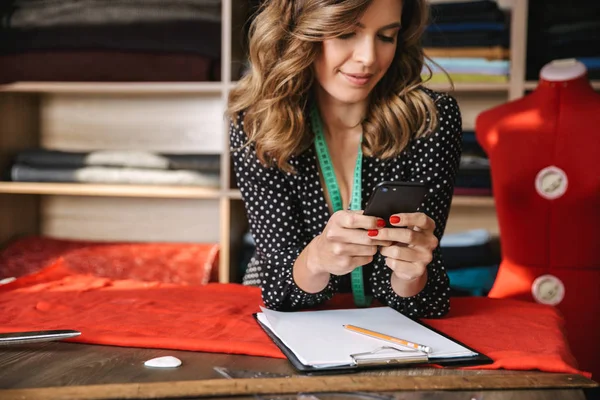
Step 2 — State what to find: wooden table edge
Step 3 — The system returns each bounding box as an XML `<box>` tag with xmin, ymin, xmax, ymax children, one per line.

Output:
<box><xmin>0</xmin><ymin>372</ymin><xmax>597</xmax><ymax>400</ymax></box>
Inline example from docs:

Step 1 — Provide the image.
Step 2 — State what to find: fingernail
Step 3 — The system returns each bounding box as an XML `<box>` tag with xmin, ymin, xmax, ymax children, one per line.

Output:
<box><xmin>376</xmin><ymin>219</ymin><xmax>386</xmax><ymax>228</ymax></box>
<box><xmin>367</xmin><ymin>229</ymin><xmax>379</xmax><ymax>237</ymax></box>
<box><xmin>390</xmin><ymin>216</ymin><xmax>401</xmax><ymax>224</ymax></box>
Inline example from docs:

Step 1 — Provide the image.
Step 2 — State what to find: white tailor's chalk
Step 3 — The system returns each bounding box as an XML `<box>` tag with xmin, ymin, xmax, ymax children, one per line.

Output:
<box><xmin>144</xmin><ymin>356</ymin><xmax>182</xmax><ymax>368</ymax></box>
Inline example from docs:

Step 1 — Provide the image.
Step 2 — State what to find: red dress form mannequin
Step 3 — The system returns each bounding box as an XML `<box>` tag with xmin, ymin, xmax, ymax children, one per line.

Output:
<box><xmin>476</xmin><ymin>59</ymin><xmax>600</xmax><ymax>378</ymax></box>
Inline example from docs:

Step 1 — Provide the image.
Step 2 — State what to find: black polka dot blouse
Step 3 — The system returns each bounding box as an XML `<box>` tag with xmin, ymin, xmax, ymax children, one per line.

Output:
<box><xmin>230</xmin><ymin>89</ymin><xmax>462</xmax><ymax>318</ymax></box>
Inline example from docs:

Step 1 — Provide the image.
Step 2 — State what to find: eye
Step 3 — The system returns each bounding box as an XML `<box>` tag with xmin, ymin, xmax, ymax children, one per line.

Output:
<box><xmin>338</xmin><ymin>32</ymin><xmax>356</xmax><ymax>40</ymax></box>
<box><xmin>378</xmin><ymin>35</ymin><xmax>395</xmax><ymax>43</ymax></box>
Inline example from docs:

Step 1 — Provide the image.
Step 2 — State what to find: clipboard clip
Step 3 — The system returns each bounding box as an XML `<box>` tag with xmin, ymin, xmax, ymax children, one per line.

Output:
<box><xmin>350</xmin><ymin>346</ymin><xmax>429</xmax><ymax>367</ymax></box>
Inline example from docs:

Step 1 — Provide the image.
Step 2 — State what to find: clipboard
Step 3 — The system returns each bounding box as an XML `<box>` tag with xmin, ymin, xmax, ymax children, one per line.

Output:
<box><xmin>254</xmin><ymin>307</ymin><xmax>493</xmax><ymax>373</ymax></box>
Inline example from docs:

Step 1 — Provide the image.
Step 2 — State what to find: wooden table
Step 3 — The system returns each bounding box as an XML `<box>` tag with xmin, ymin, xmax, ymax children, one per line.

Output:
<box><xmin>0</xmin><ymin>341</ymin><xmax>597</xmax><ymax>400</ymax></box>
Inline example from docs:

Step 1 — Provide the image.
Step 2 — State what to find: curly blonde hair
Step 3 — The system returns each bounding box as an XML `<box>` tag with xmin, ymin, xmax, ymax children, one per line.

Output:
<box><xmin>227</xmin><ymin>0</ymin><xmax>439</xmax><ymax>172</ymax></box>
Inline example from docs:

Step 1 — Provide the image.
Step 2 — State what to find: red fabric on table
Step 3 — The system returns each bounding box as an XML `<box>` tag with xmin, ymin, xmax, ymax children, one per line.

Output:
<box><xmin>0</xmin><ymin>236</ymin><xmax>220</xmax><ymax>284</ymax></box>
<box><xmin>0</xmin><ymin>261</ymin><xmax>590</xmax><ymax>377</ymax></box>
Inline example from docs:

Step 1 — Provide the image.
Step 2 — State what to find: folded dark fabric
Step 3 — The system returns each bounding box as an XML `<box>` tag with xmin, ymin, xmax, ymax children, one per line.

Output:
<box><xmin>13</xmin><ymin>149</ymin><xmax>221</xmax><ymax>172</ymax></box>
<box><xmin>462</xmin><ymin>131</ymin><xmax>487</xmax><ymax>157</ymax></box>
<box><xmin>428</xmin><ymin>1</ymin><xmax>506</xmax><ymax>33</ymax></box>
<box><xmin>526</xmin><ymin>38</ymin><xmax>600</xmax><ymax>80</ymax></box>
<box><xmin>3</xmin><ymin>0</ymin><xmax>221</xmax><ymax>29</ymax></box>
<box><xmin>430</xmin><ymin>0</ymin><xmax>500</xmax><ymax>17</ymax></box>
<box><xmin>0</xmin><ymin>21</ymin><xmax>221</xmax><ymax>57</ymax></box>
<box><xmin>441</xmin><ymin>242</ymin><xmax>500</xmax><ymax>270</ymax></box>
<box><xmin>0</xmin><ymin>50</ymin><xmax>219</xmax><ymax>83</ymax></box>
<box><xmin>544</xmin><ymin>20</ymin><xmax>600</xmax><ymax>36</ymax></box>
<box><xmin>9</xmin><ymin>164</ymin><xmax>221</xmax><ymax>187</ymax></box>
<box><xmin>526</xmin><ymin>1</ymin><xmax>600</xmax><ymax>79</ymax></box>
<box><xmin>430</xmin><ymin>9</ymin><xmax>505</xmax><ymax>25</ymax></box>
<box><xmin>454</xmin><ymin>168</ymin><xmax>491</xmax><ymax>189</ymax></box>
<box><xmin>528</xmin><ymin>0</ymin><xmax>600</xmax><ymax>27</ymax></box>
<box><xmin>587</xmin><ymin>70</ymin><xmax>600</xmax><ymax>79</ymax></box>
<box><xmin>453</xmin><ymin>187</ymin><xmax>492</xmax><ymax>196</ymax></box>
<box><xmin>460</xmin><ymin>155</ymin><xmax>489</xmax><ymax>171</ymax></box>
<box><xmin>426</xmin><ymin>22</ymin><xmax>506</xmax><ymax>33</ymax></box>
<box><xmin>422</xmin><ymin>30</ymin><xmax>509</xmax><ymax>48</ymax></box>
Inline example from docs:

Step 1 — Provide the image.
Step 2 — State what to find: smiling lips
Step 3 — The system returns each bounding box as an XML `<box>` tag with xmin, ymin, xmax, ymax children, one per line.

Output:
<box><xmin>341</xmin><ymin>71</ymin><xmax>373</xmax><ymax>86</ymax></box>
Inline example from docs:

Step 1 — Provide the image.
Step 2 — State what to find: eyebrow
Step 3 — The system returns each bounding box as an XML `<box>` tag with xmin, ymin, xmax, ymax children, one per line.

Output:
<box><xmin>357</xmin><ymin>22</ymin><xmax>402</xmax><ymax>31</ymax></box>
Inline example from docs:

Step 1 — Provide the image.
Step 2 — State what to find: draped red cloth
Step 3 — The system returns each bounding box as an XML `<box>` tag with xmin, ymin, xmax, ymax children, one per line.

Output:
<box><xmin>0</xmin><ymin>260</ymin><xmax>590</xmax><ymax>378</ymax></box>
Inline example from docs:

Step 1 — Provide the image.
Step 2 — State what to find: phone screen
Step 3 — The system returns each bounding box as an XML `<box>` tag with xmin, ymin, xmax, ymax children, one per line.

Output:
<box><xmin>364</xmin><ymin>181</ymin><xmax>428</xmax><ymax>227</ymax></box>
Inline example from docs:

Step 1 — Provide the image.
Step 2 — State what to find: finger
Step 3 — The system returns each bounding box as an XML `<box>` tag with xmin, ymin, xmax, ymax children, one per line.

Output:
<box><xmin>384</xmin><ymin>258</ymin><xmax>427</xmax><ymax>281</ymax></box>
<box><xmin>329</xmin><ymin>242</ymin><xmax>378</xmax><ymax>257</ymax></box>
<box><xmin>329</xmin><ymin>255</ymin><xmax>375</xmax><ymax>275</ymax></box>
<box><xmin>380</xmin><ymin>245</ymin><xmax>433</xmax><ymax>265</ymax></box>
<box><xmin>390</xmin><ymin>212</ymin><xmax>436</xmax><ymax>231</ymax></box>
<box><xmin>352</xmin><ymin>255</ymin><xmax>376</xmax><ymax>268</ymax></box>
<box><xmin>335</xmin><ymin>210</ymin><xmax>385</xmax><ymax>230</ymax></box>
<box><xmin>325</xmin><ymin>225</ymin><xmax>392</xmax><ymax>246</ymax></box>
<box><xmin>375</xmin><ymin>227</ymin><xmax>437</xmax><ymax>249</ymax></box>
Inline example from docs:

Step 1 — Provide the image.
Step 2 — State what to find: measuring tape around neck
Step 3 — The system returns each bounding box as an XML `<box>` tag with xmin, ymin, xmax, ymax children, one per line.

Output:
<box><xmin>310</xmin><ymin>103</ymin><xmax>372</xmax><ymax>307</ymax></box>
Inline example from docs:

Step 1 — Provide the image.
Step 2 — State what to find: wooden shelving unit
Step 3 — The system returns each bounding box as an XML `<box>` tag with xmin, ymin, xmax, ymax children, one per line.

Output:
<box><xmin>0</xmin><ymin>0</ymin><xmax>559</xmax><ymax>281</ymax></box>
<box><xmin>0</xmin><ymin>182</ymin><xmax>222</xmax><ymax>199</ymax></box>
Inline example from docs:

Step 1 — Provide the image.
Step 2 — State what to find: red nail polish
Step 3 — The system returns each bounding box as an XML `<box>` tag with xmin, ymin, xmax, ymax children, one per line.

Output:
<box><xmin>390</xmin><ymin>216</ymin><xmax>401</xmax><ymax>224</ymax></box>
<box><xmin>368</xmin><ymin>229</ymin><xmax>379</xmax><ymax>237</ymax></box>
<box><xmin>376</xmin><ymin>219</ymin><xmax>386</xmax><ymax>228</ymax></box>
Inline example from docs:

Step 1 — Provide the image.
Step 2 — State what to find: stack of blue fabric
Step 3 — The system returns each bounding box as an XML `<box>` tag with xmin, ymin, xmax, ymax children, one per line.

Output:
<box><xmin>440</xmin><ymin>229</ymin><xmax>500</xmax><ymax>296</ymax></box>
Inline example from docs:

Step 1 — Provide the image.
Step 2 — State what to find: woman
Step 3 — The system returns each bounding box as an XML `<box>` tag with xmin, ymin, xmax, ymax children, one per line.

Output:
<box><xmin>227</xmin><ymin>0</ymin><xmax>462</xmax><ymax>318</ymax></box>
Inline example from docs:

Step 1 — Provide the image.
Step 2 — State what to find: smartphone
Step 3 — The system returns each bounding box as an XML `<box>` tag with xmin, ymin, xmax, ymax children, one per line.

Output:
<box><xmin>364</xmin><ymin>181</ymin><xmax>428</xmax><ymax>227</ymax></box>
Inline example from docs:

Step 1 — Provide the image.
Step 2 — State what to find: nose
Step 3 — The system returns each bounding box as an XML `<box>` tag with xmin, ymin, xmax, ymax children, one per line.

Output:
<box><xmin>353</xmin><ymin>36</ymin><xmax>376</xmax><ymax>67</ymax></box>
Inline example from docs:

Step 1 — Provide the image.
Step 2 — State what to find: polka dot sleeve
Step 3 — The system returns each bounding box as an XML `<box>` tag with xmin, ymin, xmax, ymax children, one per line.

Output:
<box><xmin>372</xmin><ymin>93</ymin><xmax>462</xmax><ymax>318</ymax></box>
<box><xmin>230</xmin><ymin>115</ymin><xmax>335</xmax><ymax>310</ymax></box>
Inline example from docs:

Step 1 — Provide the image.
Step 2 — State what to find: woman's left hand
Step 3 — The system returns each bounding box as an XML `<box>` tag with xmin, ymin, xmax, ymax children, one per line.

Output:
<box><xmin>375</xmin><ymin>212</ymin><xmax>438</xmax><ymax>281</ymax></box>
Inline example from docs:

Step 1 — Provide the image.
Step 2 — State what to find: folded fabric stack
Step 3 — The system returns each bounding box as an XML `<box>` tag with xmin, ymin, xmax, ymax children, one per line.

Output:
<box><xmin>423</xmin><ymin>0</ymin><xmax>510</xmax><ymax>84</ymax></box>
<box><xmin>527</xmin><ymin>0</ymin><xmax>600</xmax><ymax>80</ymax></box>
<box><xmin>440</xmin><ymin>229</ymin><xmax>500</xmax><ymax>296</ymax></box>
<box><xmin>454</xmin><ymin>130</ymin><xmax>491</xmax><ymax>196</ymax></box>
<box><xmin>5</xmin><ymin>148</ymin><xmax>221</xmax><ymax>187</ymax></box>
<box><xmin>0</xmin><ymin>0</ymin><xmax>222</xmax><ymax>83</ymax></box>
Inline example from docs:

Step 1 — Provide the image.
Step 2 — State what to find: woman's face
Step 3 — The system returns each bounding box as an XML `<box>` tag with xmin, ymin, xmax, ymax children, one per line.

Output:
<box><xmin>314</xmin><ymin>0</ymin><xmax>403</xmax><ymax>106</ymax></box>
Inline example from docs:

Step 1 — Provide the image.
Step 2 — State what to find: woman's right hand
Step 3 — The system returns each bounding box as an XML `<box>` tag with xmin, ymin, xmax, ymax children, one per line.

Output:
<box><xmin>305</xmin><ymin>210</ymin><xmax>393</xmax><ymax>277</ymax></box>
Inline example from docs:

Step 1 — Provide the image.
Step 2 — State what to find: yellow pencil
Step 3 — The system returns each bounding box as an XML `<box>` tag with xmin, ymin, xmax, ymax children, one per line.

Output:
<box><xmin>343</xmin><ymin>324</ymin><xmax>432</xmax><ymax>353</ymax></box>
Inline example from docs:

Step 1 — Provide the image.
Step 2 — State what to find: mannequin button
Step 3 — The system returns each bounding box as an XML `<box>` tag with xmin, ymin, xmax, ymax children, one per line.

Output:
<box><xmin>531</xmin><ymin>274</ymin><xmax>565</xmax><ymax>305</ymax></box>
<box><xmin>535</xmin><ymin>166</ymin><xmax>568</xmax><ymax>200</ymax></box>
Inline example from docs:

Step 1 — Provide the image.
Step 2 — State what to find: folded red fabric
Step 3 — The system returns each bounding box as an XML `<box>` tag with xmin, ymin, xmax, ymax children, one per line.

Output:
<box><xmin>0</xmin><ymin>261</ymin><xmax>590</xmax><ymax>377</ymax></box>
<box><xmin>0</xmin><ymin>236</ymin><xmax>219</xmax><ymax>284</ymax></box>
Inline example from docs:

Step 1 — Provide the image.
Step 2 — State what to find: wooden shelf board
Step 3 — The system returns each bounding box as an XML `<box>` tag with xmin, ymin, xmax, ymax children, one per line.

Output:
<box><xmin>225</xmin><ymin>189</ymin><xmax>243</xmax><ymax>199</ymax></box>
<box><xmin>524</xmin><ymin>80</ymin><xmax>600</xmax><ymax>90</ymax></box>
<box><xmin>424</xmin><ymin>82</ymin><xmax>510</xmax><ymax>92</ymax></box>
<box><xmin>452</xmin><ymin>195</ymin><xmax>495</xmax><ymax>207</ymax></box>
<box><xmin>0</xmin><ymin>182</ymin><xmax>221</xmax><ymax>199</ymax></box>
<box><xmin>0</xmin><ymin>82</ymin><xmax>224</xmax><ymax>94</ymax></box>
<box><xmin>225</xmin><ymin>190</ymin><xmax>491</xmax><ymax>206</ymax></box>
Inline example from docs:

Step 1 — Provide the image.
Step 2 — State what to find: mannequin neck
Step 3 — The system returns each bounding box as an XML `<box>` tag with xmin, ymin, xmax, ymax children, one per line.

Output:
<box><xmin>539</xmin><ymin>59</ymin><xmax>586</xmax><ymax>82</ymax></box>
<box><xmin>537</xmin><ymin>73</ymin><xmax>593</xmax><ymax>94</ymax></box>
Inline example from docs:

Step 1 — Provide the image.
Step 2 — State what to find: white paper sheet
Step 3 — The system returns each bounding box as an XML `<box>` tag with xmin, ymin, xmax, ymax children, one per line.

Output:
<box><xmin>257</xmin><ymin>306</ymin><xmax>477</xmax><ymax>368</ymax></box>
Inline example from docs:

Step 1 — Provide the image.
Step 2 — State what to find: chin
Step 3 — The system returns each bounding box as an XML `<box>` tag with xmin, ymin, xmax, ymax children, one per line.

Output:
<box><xmin>332</xmin><ymin>90</ymin><xmax>371</xmax><ymax>105</ymax></box>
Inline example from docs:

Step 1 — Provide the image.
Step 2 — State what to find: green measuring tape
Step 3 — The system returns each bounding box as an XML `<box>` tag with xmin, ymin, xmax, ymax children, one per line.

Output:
<box><xmin>311</xmin><ymin>104</ymin><xmax>372</xmax><ymax>307</ymax></box>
